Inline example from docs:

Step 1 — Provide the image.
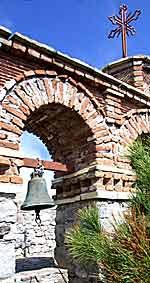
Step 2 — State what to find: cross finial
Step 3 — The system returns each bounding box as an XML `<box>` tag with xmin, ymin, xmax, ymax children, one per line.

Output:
<box><xmin>108</xmin><ymin>4</ymin><xmax>141</xmax><ymax>58</ymax></box>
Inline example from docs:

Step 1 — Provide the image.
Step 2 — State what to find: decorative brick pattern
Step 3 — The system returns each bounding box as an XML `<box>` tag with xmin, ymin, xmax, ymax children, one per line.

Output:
<box><xmin>0</xmin><ymin>70</ymin><xmax>149</xmax><ymax>196</ymax></box>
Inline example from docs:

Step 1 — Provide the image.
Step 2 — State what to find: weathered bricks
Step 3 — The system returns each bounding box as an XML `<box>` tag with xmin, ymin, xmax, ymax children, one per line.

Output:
<box><xmin>0</xmin><ymin>121</ymin><xmax>22</xmax><ymax>135</ymax></box>
<box><xmin>43</xmin><ymin>78</ymin><xmax>52</xmax><ymax>102</ymax></box>
<box><xmin>0</xmin><ymin>140</ymin><xmax>19</xmax><ymax>150</ymax></box>
<box><xmin>2</xmin><ymin>103</ymin><xmax>27</xmax><ymax>121</ymax></box>
<box><xmin>0</xmin><ymin>175</ymin><xmax>10</xmax><ymax>182</ymax></box>
<box><xmin>10</xmin><ymin>175</ymin><xmax>23</xmax><ymax>184</ymax></box>
<box><xmin>0</xmin><ymin>50</ymin><xmax>149</xmax><ymax>198</ymax></box>
<box><xmin>12</xmin><ymin>117</ymin><xmax>24</xmax><ymax>128</ymax></box>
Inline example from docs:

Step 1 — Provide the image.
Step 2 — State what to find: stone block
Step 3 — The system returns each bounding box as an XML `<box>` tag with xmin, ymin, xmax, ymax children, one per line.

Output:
<box><xmin>0</xmin><ymin>241</ymin><xmax>15</xmax><ymax>279</ymax></box>
<box><xmin>0</xmin><ymin>198</ymin><xmax>16</xmax><ymax>223</ymax></box>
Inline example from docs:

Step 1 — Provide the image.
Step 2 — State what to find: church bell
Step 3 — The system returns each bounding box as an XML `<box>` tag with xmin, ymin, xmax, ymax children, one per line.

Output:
<box><xmin>21</xmin><ymin>160</ymin><xmax>55</xmax><ymax>221</ymax></box>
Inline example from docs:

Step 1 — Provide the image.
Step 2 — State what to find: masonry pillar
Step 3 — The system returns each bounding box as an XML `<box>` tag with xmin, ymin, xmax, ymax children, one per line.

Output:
<box><xmin>0</xmin><ymin>193</ymin><xmax>17</xmax><ymax>283</ymax></box>
<box><xmin>0</xmin><ymin>155</ymin><xmax>23</xmax><ymax>282</ymax></box>
<box><xmin>54</xmin><ymin>163</ymin><xmax>134</xmax><ymax>283</ymax></box>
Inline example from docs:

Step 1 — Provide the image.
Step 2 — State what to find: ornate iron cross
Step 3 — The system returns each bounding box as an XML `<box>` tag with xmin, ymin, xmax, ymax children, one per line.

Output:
<box><xmin>108</xmin><ymin>4</ymin><xmax>141</xmax><ymax>58</ymax></box>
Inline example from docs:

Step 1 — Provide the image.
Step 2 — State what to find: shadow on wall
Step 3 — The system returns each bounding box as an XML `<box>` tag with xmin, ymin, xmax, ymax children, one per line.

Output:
<box><xmin>16</xmin><ymin>256</ymin><xmax>55</xmax><ymax>272</ymax></box>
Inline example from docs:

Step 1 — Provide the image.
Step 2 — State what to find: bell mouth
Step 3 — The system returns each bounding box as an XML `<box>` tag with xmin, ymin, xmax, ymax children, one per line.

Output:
<box><xmin>21</xmin><ymin>202</ymin><xmax>55</xmax><ymax>211</ymax></box>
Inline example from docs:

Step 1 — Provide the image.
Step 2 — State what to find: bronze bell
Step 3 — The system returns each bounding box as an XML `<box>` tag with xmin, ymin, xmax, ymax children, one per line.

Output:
<box><xmin>21</xmin><ymin>161</ymin><xmax>55</xmax><ymax>222</ymax></box>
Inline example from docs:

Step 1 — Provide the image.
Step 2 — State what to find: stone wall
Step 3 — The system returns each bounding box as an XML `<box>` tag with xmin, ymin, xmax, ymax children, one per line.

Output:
<box><xmin>15</xmin><ymin>205</ymin><xmax>69</xmax><ymax>283</ymax></box>
<box><xmin>0</xmin><ymin>193</ymin><xmax>17</xmax><ymax>281</ymax></box>
<box><xmin>16</xmin><ymin>208</ymin><xmax>56</xmax><ymax>258</ymax></box>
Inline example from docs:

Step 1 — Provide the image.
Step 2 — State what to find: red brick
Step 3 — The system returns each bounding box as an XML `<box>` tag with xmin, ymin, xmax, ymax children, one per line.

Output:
<box><xmin>15</xmin><ymin>74</ymin><xmax>25</xmax><ymax>82</ymax></box>
<box><xmin>41</xmin><ymin>54</ymin><xmax>53</xmax><ymax>63</ymax></box>
<box><xmin>28</xmin><ymin>48</ymin><xmax>40</xmax><ymax>58</ymax></box>
<box><xmin>134</xmin><ymin>81</ymin><xmax>144</xmax><ymax>87</ymax></box>
<box><xmin>106</xmin><ymin>111</ymin><xmax>121</xmax><ymax>120</ymax></box>
<box><xmin>58</xmin><ymin>80</ymin><xmax>64</xmax><ymax>103</ymax></box>
<box><xmin>12</xmin><ymin>117</ymin><xmax>24</xmax><ymax>128</ymax></box>
<box><xmin>10</xmin><ymin>176</ymin><xmax>23</xmax><ymax>184</ymax></box>
<box><xmin>58</xmin><ymin>74</ymin><xmax>68</xmax><ymax>80</ymax></box>
<box><xmin>0</xmin><ymin>157</ymin><xmax>10</xmax><ymax>167</ymax></box>
<box><xmin>2</xmin><ymin>103</ymin><xmax>27</xmax><ymax>121</ymax></box>
<box><xmin>133</xmin><ymin>71</ymin><xmax>143</xmax><ymax>76</ymax></box>
<box><xmin>52</xmin><ymin>79</ymin><xmax>57</xmax><ymax>92</ymax></box>
<box><xmin>80</xmin><ymin>98</ymin><xmax>90</xmax><ymax>114</ymax></box>
<box><xmin>24</xmin><ymin>70</ymin><xmax>35</xmax><ymax>77</ymax></box>
<box><xmin>93</xmin><ymin>125</ymin><xmax>107</xmax><ymax>132</ymax></box>
<box><xmin>105</xmin><ymin>99</ymin><xmax>121</xmax><ymax>108</ymax></box>
<box><xmin>94</xmin><ymin>130</ymin><xmax>109</xmax><ymax>138</ymax></box>
<box><xmin>46</xmin><ymin>70</ymin><xmax>57</xmax><ymax>76</ymax></box>
<box><xmin>70</xmin><ymin>91</ymin><xmax>77</xmax><ymax>108</ymax></box>
<box><xmin>106</xmin><ymin>94</ymin><xmax>121</xmax><ymax>103</ymax></box>
<box><xmin>68</xmin><ymin>77</ymin><xmax>77</xmax><ymax>86</ymax></box>
<box><xmin>104</xmin><ymin>172</ymin><xmax>112</xmax><ymax>178</ymax></box>
<box><xmin>0</xmin><ymin>121</ymin><xmax>22</xmax><ymax>135</ymax></box>
<box><xmin>19</xmin><ymin>103</ymin><xmax>30</xmax><ymax>116</ymax></box>
<box><xmin>15</xmin><ymin>88</ymin><xmax>35</xmax><ymax>111</ymax></box>
<box><xmin>43</xmin><ymin>78</ymin><xmax>52</xmax><ymax>102</ymax></box>
<box><xmin>0</xmin><ymin>140</ymin><xmax>19</xmax><ymax>150</ymax></box>
<box><xmin>35</xmin><ymin>69</ymin><xmax>46</xmax><ymax>75</ymax></box>
<box><xmin>133</xmin><ymin>66</ymin><xmax>142</xmax><ymax>71</ymax></box>
<box><xmin>12</xmin><ymin>42</ymin><xmax>26</xmax><ymax>54</ymax></box>
<box><xmin>96</xmin><ymin>159</ymin><xmax>113</xmax><ymax>166</ymax></box>
<box><xmin>7</xmin><ymin>95</ymin><xmax>19</xmax><ymax>105</ymax></box>
<box><xmin>0</xmin><ymin>175</ymin><xmax>10</xmax><ymax>183</ymax></box>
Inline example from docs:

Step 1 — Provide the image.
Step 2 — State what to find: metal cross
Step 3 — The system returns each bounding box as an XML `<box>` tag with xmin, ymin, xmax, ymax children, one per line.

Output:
<box><xmin>108</xmin><ymin>4</ymin><xmax>141</xmax><ymax>58</ymax></box>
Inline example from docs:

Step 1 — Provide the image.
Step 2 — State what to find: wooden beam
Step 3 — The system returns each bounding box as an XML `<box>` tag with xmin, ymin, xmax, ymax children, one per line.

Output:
<box><xmin>22</xmin><ymin>158</ymin><xmax>73</xmax><ymax>172</ymax></box>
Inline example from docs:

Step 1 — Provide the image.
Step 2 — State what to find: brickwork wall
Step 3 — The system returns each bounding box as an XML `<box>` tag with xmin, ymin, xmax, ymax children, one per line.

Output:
<box><xmin>0</xmin><ymin>52</ymin><xmax>46</xmax><ymax>87</ymax></box>
<box><xmin>0</xmin><ymin>70</ymin><xmax>150</xmax><ymax>197</ymax></box>
<box><xmin>103</xmin><ymin>56</ymin><xmax>150</xmax><ymax>94</ymax></box>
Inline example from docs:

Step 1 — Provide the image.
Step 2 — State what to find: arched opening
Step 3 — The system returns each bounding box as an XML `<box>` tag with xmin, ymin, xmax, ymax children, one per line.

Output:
<box><xmin>15</xmin><ymin>102</ymin><xmax>96</xmax><ymax>275</ymax></box>
<box><xmin>24</xmin><ymin>103</ymin><xmax>95</xmax><ymax>174</ymax></box>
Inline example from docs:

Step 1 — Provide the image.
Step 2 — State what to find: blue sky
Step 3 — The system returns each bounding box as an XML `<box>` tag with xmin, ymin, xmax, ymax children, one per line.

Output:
<box><xmin>0</xmin><ymin>0</ymin><xmax>149</xmax><ymax>68</ymax></box>
<box><xmin>0</xmin><ymin>0</ymin><xmax>149</xmax><ymax>186</ymax></box>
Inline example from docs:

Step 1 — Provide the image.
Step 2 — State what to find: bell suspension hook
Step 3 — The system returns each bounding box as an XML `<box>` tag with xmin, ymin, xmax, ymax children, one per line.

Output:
<box><xmin>31</xmin><ymin>158</ymin><xmax>44</xmax><ymax>179</ymax></box>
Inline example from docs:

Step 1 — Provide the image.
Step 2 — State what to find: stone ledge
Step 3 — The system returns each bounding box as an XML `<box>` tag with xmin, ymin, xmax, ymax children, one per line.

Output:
<box><xmin>52</xmin><ymin>164</ymin><xmax>135</xmax><ymax>186</ymax></box>
<box><xmin>56</xmin><ymin>190</ymin><xmax>133</xmax><ymax>205</ymax></box>
<box><xmin>0</xmin><ymin>183</ymin><xmax>23</xmax><ymax>194</ymax></box>
<box><xmin>15</xmin><ymin>266</ymin><xmax>68</xmax><ymax>283</ymax></box>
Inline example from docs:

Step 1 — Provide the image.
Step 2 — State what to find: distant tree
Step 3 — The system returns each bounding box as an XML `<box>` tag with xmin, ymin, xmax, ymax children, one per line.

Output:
<box><xmin>66</xmin><ymin>139</ymin><xmax>150</xmax><ymax>283</ymax></box>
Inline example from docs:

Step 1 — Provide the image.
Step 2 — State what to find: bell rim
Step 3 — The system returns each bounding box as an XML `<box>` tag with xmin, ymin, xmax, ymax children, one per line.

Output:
<box><xmin>21</xmin><ymin>201</ymin><xmax>55</xmax><ymax>211</ymax></box>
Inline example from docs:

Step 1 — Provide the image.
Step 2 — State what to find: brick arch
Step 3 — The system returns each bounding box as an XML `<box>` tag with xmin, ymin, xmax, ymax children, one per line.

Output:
<box><xmin>119</xmin><ymin>109</ymin><xmax>150</xmax><ymax>148</ymax></box>
<box><xmin>0</xmin><ymin>69</ymin><xmax>108</xmax><ymax>172</ymax></box>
